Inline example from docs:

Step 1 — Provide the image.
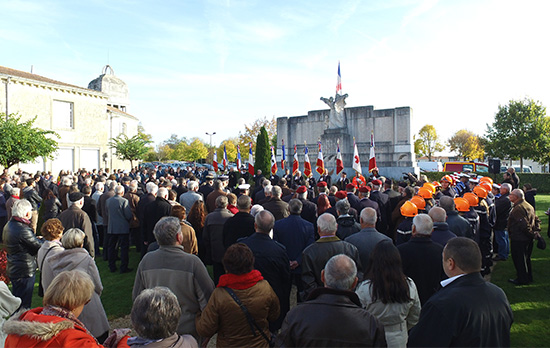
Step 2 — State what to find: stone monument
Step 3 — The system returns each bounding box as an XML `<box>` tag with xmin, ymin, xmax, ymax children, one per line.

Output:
<box><xmin>277</xmin><ymin>92</ymin><xmax>417</xmax><ymax>179</ymax></box>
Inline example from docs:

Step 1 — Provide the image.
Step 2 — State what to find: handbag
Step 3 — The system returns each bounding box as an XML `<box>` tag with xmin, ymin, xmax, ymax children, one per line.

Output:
<box><xmin>536</xmin><ymin>235</ymin><xmax>546</xmax><ymax>250</ymax></box>
<box><xmin>223</xmin><ymin>287</ymin><xmax>274</xmax><ymax>347</ymax></box>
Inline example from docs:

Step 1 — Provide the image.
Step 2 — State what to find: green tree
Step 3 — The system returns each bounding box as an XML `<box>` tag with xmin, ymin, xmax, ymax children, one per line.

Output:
<box><xmin>183</xmin><ymin>138</ymin><xmax>208</xmax><ymax>162</ymax></box>
<box><xmin>0</xmin><ymin>113</ymin><xmax>58</xmax><ymax>169</ymax></box>
<box><xmin>415</xmin><ymin>124</ymin><xmax>445</xmax><ymax>161</ymax></box>
<box><xmin>216</xmin><ymin>139</ymin><xmax>238</xmax><ymax>164</ymax></box>
<box><xmin>448</xmin><ymin>130</ymin><xmax>485</xmax><ymax>161</ymax></box>
<box><xmin>485</xmin><ymin>98</ymin><xmax>550</xmax><ymax>169</ymax></box>
<box><xmin>108</xmin><ymin>134</ymin><xmax>152</xmax><ymax>168</ymax></box>
<box><xmin>255</xmin><ymin>126</ymin><xmax>271</xmax><ymax>176</ymax></box>
<box><xmin>238</xmin><ymin>117</ymin><xmax>277</xmax><ymax>151</ymax></box>
<box><xmin>137</xmin><ymin>123</ymin><xmax>153</xmax><ymax>143</ymax></box>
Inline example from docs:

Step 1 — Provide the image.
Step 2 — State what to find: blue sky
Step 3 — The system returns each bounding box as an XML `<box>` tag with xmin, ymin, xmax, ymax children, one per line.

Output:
<box><xmin>2</xmin><ymin>0</ymin><xmax>550</xmax><ymax>149</ymax></box>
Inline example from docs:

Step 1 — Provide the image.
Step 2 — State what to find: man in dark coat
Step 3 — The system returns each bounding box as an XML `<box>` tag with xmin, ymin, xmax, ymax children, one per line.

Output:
<box><xmin>241</xmin><ymin>210</ymin><xmax>291</xmax><ymax>332</ymax></box>
<box><xmin>203</xmin><ymin>195</ymin><xmax>233</xmax><ymax>284</ymax></box>
<box><xmin>409</xmin><ymin>237</ymin><xmax>513</xmax><ymax>347</ymax></box>
<box><xmin>58</xmin><ymin>192</ymin><xmax>94</xmax><ymax>258</ymax></box>
<box><xmin>142</xmin><ymin>187</ymin><xmax>172</xmax><ymax>257</ymax></box>
<box><xmin>383</xmin><ymin>178</ymin><xmax>401</xmax><ymax>214</ymax></box>
<box><xmin>369</xmin><ymin>179</ymin><xmax>391</xmax><ymax>237</ymax></box>
<box><xmin>428</xmin><ymin>207</ymin><xmax>457</xmax><ymax>247</ymax></box>
<box><xmin>439</xmin><ymin>196</ymin><xmax>473</xmax><ymax>239</ymax></box>
<box><xmin>273</xmin><ymin>199</ymin><xmax>315</xmax><ymax>302</ymax></box>
<box><xmin>346</xmin><ymin>184</ymin><xmax>362</xmax><ymax>214</ymax></box>
<box><xmin>493</xmin><ymin>183</ymin><xmax>512</xmax><ymax>261</ymax></box>
<box><xmin>398</xmin><ymin>213</ymin><xmax>445</xmax><ymax>305</ymax></box>
<box><xmin>357</xmin><ymin>187</ymin><xmax>380</xmax><ymax>222</ymax></box>
<box><xmin>301</xmin><ymin>213</ymin><xmax>362</xmax><ymax>299</ymax></box>
<box><xmin>278</xmin><ymin>254</ymin><xmax>386</xmax><ymax>347</ymax></box>
<box><xmin>296</xmin><ymin>186</ymin><xmax>317</xmax><ymax>225</ymax></box>
<box><xmin>335</xmin><ymin>199</ymin><xmax>361</xmax><ymax>240</ymax></box>
<box><xmin>137</xmin><ymin>182</ymin><xmax>158</xmax><ymax>255</ymax></box>
<box><xmin>261</xmin><ymin>186</ymin><xmax>289</xmax><ymax>221</ymax></box>
<box><xmin>97</xmin><ymin>180</ymin><xmax>116</xmax><ymax>259</ymax></box>
<box><xmin>335</xmin><ymin>171</ymin><xmax>350</xmax><ymax>191</ymax></box>
<box><xmin>223</xmin><ymin>195</ymin><xmax>255</xmax><ymax>248</ymax></box>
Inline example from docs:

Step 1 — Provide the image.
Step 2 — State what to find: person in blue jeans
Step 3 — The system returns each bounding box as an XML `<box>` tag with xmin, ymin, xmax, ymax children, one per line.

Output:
<box><xmin>493</xmin><ymin>183</ymin><xmax>512</xmax><ymax>261</ymax></box>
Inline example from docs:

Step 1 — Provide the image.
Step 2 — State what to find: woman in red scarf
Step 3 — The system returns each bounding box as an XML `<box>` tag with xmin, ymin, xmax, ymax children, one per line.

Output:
<box><xmin>196</xmin><ymin>243</ymin><xmax>280</xmax><ymax>347</ymax></box>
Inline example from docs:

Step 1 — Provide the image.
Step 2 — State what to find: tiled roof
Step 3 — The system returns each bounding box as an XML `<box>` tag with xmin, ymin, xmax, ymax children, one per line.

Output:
<box><xmin>0</xmin><ymin>65</ymin><xmax>96</xmax><ymax>92</ymax></box>
<box><xmin>107</xmin><ymin>105</ymin><xmax>139</xmax><ymax>121</ymax></box>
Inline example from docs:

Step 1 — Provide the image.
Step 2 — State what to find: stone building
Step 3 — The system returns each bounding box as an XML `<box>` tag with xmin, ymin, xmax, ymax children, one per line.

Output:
<box><xmin>277</xmin><ymin>103</ymin><xmax>417</xmax><ymax>180</ymax></box>
<box><xmin>0</xmin><ymin>65</ymin><xmax>139</xmax><ymax>174</ymax></box>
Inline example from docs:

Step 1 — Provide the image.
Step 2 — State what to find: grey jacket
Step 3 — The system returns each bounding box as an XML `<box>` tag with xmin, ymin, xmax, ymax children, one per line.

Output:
<box><xmin>42</xmin><ymin>248</ymin><xmax>109</xmax><ymax>337</ymax></box>
<box><xmin>106</xmin><ymin>195</ymin><xmax>132</xmax><ymax>234</ymax></box>
<box><xmin>133</xmin><ymin>245</ymin><xmax>214</xmax><ymax>337</ymax></box>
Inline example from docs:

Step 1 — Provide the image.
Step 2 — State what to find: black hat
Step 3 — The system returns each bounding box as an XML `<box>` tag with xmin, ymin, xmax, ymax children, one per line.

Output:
<box><xmin>68</xmin><ymin>192</ymin><xmax>84</xmax><ymax>202</ymax></box>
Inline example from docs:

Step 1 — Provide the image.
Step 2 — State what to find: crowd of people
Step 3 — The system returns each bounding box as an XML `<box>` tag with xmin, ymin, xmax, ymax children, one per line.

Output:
<box><xmin>0</xmin><ymin>163</ymin><xmax>541</xmax><ymax>347</ymax></box>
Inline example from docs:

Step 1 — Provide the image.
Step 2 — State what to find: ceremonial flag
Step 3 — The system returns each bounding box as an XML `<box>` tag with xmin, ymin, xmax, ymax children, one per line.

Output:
<box><xmin>281</xmin><ymin>140</ymin><xmax>286</xmax><ymax>170</ymax></box>
<box><xmin>223</xmin><ymin>145</ymin><xmax>228</xmax><ymax>170</ymax></box>
<box><xmin>271</xmin><ymin>146</ymin><xmax>277</xmax><ymax>175</ymax></box>
<box><xmin>248</xmin><ymin>142</ymin><xmax>254</xmax><ymax>175</ymax></box>
<box><xmin>236</xmin><ymin>145</ymin><xmax>242</xmax><ymax>169</ymax></box>
<box><xmin>369</xmin><ymin>132</ymin><xmax>377</xmax><ymax>172</ymax></box>
<box><xmin>213</xmin><ymin>151</ymin><xmax>219</xmax><ymax>172</ymax></box>
<box><xmin>316</xmin><ymin>141</ymin><xmax>325</xmax><ymax>175</ymax></box>
<box><xmin>352</xmin><ymin>138</ymin><xmax>362</xmax><ymax>174</ymax></box>
<box><xmin>292</xmin><ymin>144</ymin><xmax>299</xmax><ymax>175</ymax></box>
<box><xmin>336</xmin><ymin>140</ymin><xmax>344</xmax><ymax>175</ymax></box>
<box><xmin>304</xmin><ymin>144</ymin><xmax>312</xmax><ymax>177</ymax></box>
<box><xmin>336</xmin><ymin>61</ymin><xmax>342</xmax><ymax>95</ymax></box>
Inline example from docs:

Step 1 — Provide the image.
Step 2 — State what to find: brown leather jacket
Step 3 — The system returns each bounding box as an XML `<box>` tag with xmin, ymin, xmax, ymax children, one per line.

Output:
<box><xmin>123</xmin><ymin>191</ymin><xmax>140</xmax><ymax>229</ymax></box>
<box><xmin>196</xmin><ymin>280</ymin><xmax>280</xmax><ymax>347</ymax></box>
<box><xmin>508</xmin><ymin>199</ymin><xmax>540</xmax><ymax>242</ymax></box>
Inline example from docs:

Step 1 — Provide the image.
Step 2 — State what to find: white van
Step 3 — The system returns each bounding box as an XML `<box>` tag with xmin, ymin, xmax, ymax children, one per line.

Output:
<box><xmin>417</xmin><ymin>161</ymin><xmax>443</xmax><ymax>172</ymax></box>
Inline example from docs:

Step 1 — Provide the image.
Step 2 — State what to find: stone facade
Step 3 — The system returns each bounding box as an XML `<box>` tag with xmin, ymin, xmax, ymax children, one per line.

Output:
<box><xmin>0</xmin><ymin>65</ymin><xmax>139</xmax><ymax>173</ymax></box>
<box><xmin>277</xmin><ymin>104</ymin><xmax>416</xmax><ymax>180</ymax></box>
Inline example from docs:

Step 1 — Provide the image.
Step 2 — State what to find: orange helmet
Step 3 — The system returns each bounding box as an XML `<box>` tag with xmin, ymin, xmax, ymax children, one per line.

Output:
<box><xmin>479</xmin><ymin>181</ymin><xmax>492</xmax><ymax>193</ymax></box>
<box><xmin>432</xmin><ymin>181</ymin><xmax>441</xmax><ymax>188</ymax></box>
<box><xmin>454</xmin><ymin>197</ymin><xmax>470</xmax><ymax>212</ymax></box>
<box><xmin>400</xmin><ymin>200</ymin><xmax>418</xmax><ymax>217</ymax></box>
<box><xmin>423</xmin><ymin>182</ymin><xmax>436</xmax><ymax>194</ymax></box>
<box><xmin>479</xmin><ymin>176</ymin><xmax>493</xmax><ymax>185</ymax></box>
<box><xmin>410</xmin><ymin>195</ymin><xmax>426</xmax><ymax>209</ymax></box>
<box><xmin>463</xmin><ymin>192</ymin><xmax>479</xmax><ymax>207</ymax></box>
<box><xmin>473</xmin><ymin>186</ymin><xmax>488</xmax><ymax>198</ymax></box>
<box><xmin>441</xmin><ymin>175</ymin><xmax>454</xmax><ymax>184</ymax></box>
<box><xmin>417</xmin><ymin>187</ymin><xmax>433</xmax><ymax>199</ymax></box>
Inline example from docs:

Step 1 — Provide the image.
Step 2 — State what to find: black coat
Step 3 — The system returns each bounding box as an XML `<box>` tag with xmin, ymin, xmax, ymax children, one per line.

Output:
<box><xmin>446</xmin><ymin>210</ymin><xmax>473</xmax><ymax>238</ymax></box>
<box><xmin>336</xmin><ymin>215</ymin><xmax>361</xmax><ymax>240</ymax></box>
<box><xmin>3</xmin><ymin>219</ymin><xmax>43</xmax><ymax>278</ymax></box>
<box><xmin>298</xmin><ymin>198</ymin><xmax>317</xmax><ymax>225</ymax></box>
<box><xmin>273</xmin><ymin>214</ymin><xmax>315</xmax><ymax>274</ymax></box>
<box><xmin>398</xmin><ymin>236</ymin><xmax>445</xmax><ymax>305</ymax></box>
<box><xmin>241</xmin><ymin>233</ymin><xmax>291</xmax><ymax>331</ymax></box>
<box><xmin>42</xmin><ymin>197</ymin><xmax>62</xmax><ymax>221</ymax></box>
<box><xmin>494</xmin><ymin>193</ymin><xmax>512</xmax><ymax>230</ymax></box>
<box><xmin>142</xmin><ymin>197</ymin><xmax>172</xmax><ymax>245</ymax></box>
<box><xmin>409</xmin><ymin>272</ymin><xmax>513</xmax><ymax>347</ymax></box>
<box><xmin>370</xmin><ymin>190</ymin><xmax>390</xmax><ymax>235</ymax></box>
<box><xmin>222</xmin><ymin>212</ymin><xmax>255</xmax><ymax>248</ymax></box>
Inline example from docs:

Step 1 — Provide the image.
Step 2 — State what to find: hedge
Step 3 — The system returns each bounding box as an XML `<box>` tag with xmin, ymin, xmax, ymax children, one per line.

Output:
<box><xmin>422</xmin><ymin>172</ymin><xmax>550</xmax><ymax>194</ymax></box>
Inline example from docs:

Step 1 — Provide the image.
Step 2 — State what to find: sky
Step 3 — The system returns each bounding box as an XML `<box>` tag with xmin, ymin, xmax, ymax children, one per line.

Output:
<box><xmin>2</xmin><ymin>0</ymin><xmax>550</xmax><ymax>150</ymax></box>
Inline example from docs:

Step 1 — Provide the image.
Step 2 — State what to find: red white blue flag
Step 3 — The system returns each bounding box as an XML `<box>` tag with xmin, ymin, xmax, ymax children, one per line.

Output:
<box><xmin>248</xmin><ymin>142</ymin><xmax>254</xmax><ymax>175</ymax></box>
<box><xmin>271</xmin><ymin>146</ymin><xmax>277</xmax><ymax>175</ymax></box>
<box><xmin>352</xmin><ymin>138</ymin><xmax>362</xmax><ymax>174</ymax></box>
<box><xmin>292</xmin><ymin>144</ymin><xmax>299</xmax><ymax>175</ymax></box>
<box><xmin>223</xmin><ymin>145</ymin><xmax>228</xmax><ymax>170</ymax></box>
<box><xmin>281</xmin><ymin>140</ymin><xmax>286</xmax><ymax>170</ymax></box>
<box><xmin>336</xmin><ymin>139</ymin><xmax>344</xmax><ymax>175</ymax></box>
<box><xmin>236</xmin><ymin>145</ymin><xmax>242</xmax><ymax>169</ymax></box>
<box><xmin>336</xmin><ymin>61</ymin><xmax>342</xmax><ymax>95</ymax></box>
<box><xmin>316</xmin><ymin>141</ymin><xmax>325</xmax><ymax>175</ymax></box>
<box><xmin>369</xmin><ymin>132</ymin><xmax>377</xmax><ymax>172</ymax></box>
<box><xmin>304</xmin><ymin>144</ymin><xmax>312</xmax><ymax>177</ymax></box>
<box><xmin>213</xmin><ymin>151</ymin><xmax>219</xmax><ymax>172</ymax></box>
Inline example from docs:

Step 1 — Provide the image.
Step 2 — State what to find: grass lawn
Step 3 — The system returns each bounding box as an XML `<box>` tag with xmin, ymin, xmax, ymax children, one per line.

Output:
<box><xmin>23</xmin><ymin>195</ymin><xmax>550</xmax><ymax>345</ymax></box>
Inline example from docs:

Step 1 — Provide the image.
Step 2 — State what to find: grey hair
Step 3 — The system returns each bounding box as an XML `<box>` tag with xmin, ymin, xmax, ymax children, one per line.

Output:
<box><xmin>413</xmin><ymin>213</ymin><xmax>434</xmax><ymax>236</ymax></box>
<box><xmin>187</xmin><ymin>180</ymin><xmax>198</xmax><ymax>191</ymax></box>
<box><xmin>215</xmin><ymin>195</ymin><xmax>228</xmax><ymax>208</ymax></box>
<box><xmin>360</xmin><ymin>207</ymin><xmax>377</xmax><ymax>226</ymax></box>
<box><xmin>61</xmin><ymin>228</ymin><xmax>86</xmax><ymax>249</ymax></box>
<box><xmin>272</xmin><ymin>186</ymin><xmax>282</xmax><ymax>198</ymax></box>
<box><xmin>158</xmin><ymin>187</ymin><xmax>169</xmax><ymax>199</ymax></box>
<box><xmin>129</xmin><ymin>180</ymin><xmax>138</xmax><ymax>191</ymax></box>
<box><xmin>438</xmin><ymin>196</ymin><xmax>455</xmax><ymax>213</ymax></box>
<box><xmin>108</xmin><ymin>180</ymin><xmax>118</xmax><ymax>190</ymax></box>
<box><xmin>10</xmin><ymin>187</ymin><xmax>20</xmax><ymax>197</ymax></box>
<box><xmin>131</xmin><ymin>287</ymin><xmax>181</xmax><ymax>340</ymax></box>
<box><xmin>428</xmin><ymin>206</ymin><xmax>446</xmax><ymax>223</ymax></box>
<box><xmin>317</xmin><ymin>213</ymin><xmax>337</xmax><ymax>235</ymax></box>
<box><xmin>255</xmin><ymin>210</ymin><xmax>275</xmax><ymax>233</ymax></box>
<box><xmin>501</xmin><ymin>183</ymin><xmax>512</xmax><ymax>193</ymax></box>
<box><xmin>146</xmin><ymin>182</ymin><xmax>159</xmax><ymax>194</ymax></box>
<box><xmin>115</xmin><ymin>185</ymin><xmax>125</xmax><ymax>195</ymax></box>
<box><xmin>511</xmin><ymin>188</ymin><xmax>525</xmax><ymax>200</ymax></box>
<box><xmin>153</xmin><ymin>217</ymin><xmax>182</xmax><ymax>246</ymax></box>
<box><xmin>67</xmin><ymin>197</ymin><xmax>83</xmax><ymax>208</ymax></box>
<box><xmin>84</xmin><ymin>178</ymin><xmax>92</xmax><ymax>186</ymax></box>
<box><xmin>62</xmin><ymin>176</ymin><xmax>72</xmax><ymax>185</ymax></box>
<box><xmin>264</xmin><ymin>184</ymin><xmax>273</xmax><ymax>195</ymax></box>
<box><xmin>250</xmin><ymin>204</ymin><xmax>264</xmax><ymax>217</ymax></box>
<box><xmin>297</xmin><ymin>192</ymin><xmax>307</xmax><ymax>200</ymax></box>
<box><xmin>11</xmin><ymin>199</ymin><xmax>32</xmax><ymax>218</ymax></box>
<box><xmin>213</xmin><ymin>180</ymin><xmax>223</xmax><ymax>190</ymax></box>
<box><xmin>329</xmin><ymin>186</ymin><xmax>338</xmax><ymax>194</ymax></box>
<box><xmin>324</xmin><ymin>254</ymin><xmax>357</xmax><ymax>290</ymax></box>
<box><xmin>288</xmin><ymin>199</ymin><xmax>303</xmax><ymax>214</ymax></box>
<box><xmin>335</xmin><ymin>199</ymin><xmax>350</xmax><ymax>215</ymax></box>
<box><xmin>237</xmin><ymin>195</ymin><xmax>251</xmax><ymax>210</ymax></box>
<box><xmin>95</xmin><ymin>182</ymin><xmax>104</xmax><ymax>191</ymax></box>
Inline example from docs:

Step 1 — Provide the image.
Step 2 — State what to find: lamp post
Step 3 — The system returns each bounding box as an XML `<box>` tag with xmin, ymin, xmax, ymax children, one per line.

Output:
<box><xmin>205</xmin><ymin>132</ymin><xmax>216</xmax><ymax>162</ymax></box>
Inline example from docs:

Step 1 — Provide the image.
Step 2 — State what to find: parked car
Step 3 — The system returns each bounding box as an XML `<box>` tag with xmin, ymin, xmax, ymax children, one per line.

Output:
<box><xmin>500</xmin><ymin>165</ymin><xmax>533</xmax><ymax>173</ymax></box>
<box><xmin>443</xmin><ymin>161</ymin><xmax>489</xmax><ymax>173</ymax></box>
<box><xmin>417</xmin><ymin>161</ymin><xmax>443</xmax><ymax>172</ymax></box>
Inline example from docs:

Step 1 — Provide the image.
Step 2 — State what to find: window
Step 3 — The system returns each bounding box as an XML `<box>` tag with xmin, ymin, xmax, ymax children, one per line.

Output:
<box><xmin>121</xmin><ymin>122</ymin><xmax>127</xmax><ymax>135</ymax></box>
<box><xmin>53</xmin><ymin>100</ymin><xmax>74</xmax><ymax>129</ymax></box>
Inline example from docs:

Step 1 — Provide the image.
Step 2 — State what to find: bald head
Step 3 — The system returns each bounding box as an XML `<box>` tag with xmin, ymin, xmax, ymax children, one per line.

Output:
<box><xmin>428</xmin><ymin>207</ymin><xmax>447</xmax><ymax>223</ymax></box>
<box><xmin>255</xmin><ymin>210</ymin><xmax>275</xmax><ymax>234</ymax></box>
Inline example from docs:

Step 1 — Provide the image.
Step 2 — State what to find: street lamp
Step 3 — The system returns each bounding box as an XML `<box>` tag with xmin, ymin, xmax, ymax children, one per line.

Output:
<box><xmin>205</xmin><ymin>132</ymin><xmax>216</xmax><ymax>163</ymax></box>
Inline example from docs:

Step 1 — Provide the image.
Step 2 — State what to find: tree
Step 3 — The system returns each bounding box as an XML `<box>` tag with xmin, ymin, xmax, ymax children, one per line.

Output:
<box><xmin>448</xmin><ymin>130</ymin><xmax>484</xmax><ymax>161</ymax></box>
<box><xmin>183</xmin><ymin>138</ymin><xmax>208</xmax><ymax>162</ymax></box>
<box><xmin>238</xmin><ymin>117</ymin><xmax>277</xmax><ymax>151</ymax></box>
<box><xmin>0</xmin><ymin>113</ymin><xmax>58</xmax><ymax>169</ymax></box>
<box><xmin>485</xmin><ymin>98</ymin><xmax>550</xmax><ymax>169</ymax></box>
<box><xmin>108</xmin><ymin>134</ymin><xmax>152</xmax><ymax>168</ymax></box>
<box><xmin>255</xmin><ymin>126</ymin><xmax>271</xmax><ymax>175</ymax></box>
<box><xmin>415</xmin><ymin>125</ymin><xmax>445</xmax><ymax>161</ymax></box>
<box><xmin>216</xmin><ymin>139</ymin><xmax>238</xmax><ymax>163</ymax></box>
<box><xmin>137</xmin><ymin>123</ymin><xmax>153</xmax><ymax>143</ymax></box>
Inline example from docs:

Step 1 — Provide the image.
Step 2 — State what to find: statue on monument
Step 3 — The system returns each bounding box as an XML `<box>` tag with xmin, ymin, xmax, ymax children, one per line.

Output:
<box><xmin>320</xmin><ymin>93</ymin><xmax>348</xmax><ymax>129</ymax></box>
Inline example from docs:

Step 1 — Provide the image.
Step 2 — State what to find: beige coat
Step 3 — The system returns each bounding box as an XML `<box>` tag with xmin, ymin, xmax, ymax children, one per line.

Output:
<box><xmin>356</xmin><ymin>277</ymin><xmax>421</xmax><ymax>347</ymax></box>
<box><xmin>180</xmin><ymin>222</ymin><xmax>198</xmax><ymax>255</ymax></box>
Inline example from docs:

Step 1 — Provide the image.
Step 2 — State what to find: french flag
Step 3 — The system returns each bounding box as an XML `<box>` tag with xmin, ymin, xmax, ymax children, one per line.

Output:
<box><xmin>271</xmin><ymin>146</ymin><xmax>277</xmax><ymax>175</ymax></box>
<box><xmin>292</xmin><ymin>144</ymin><xmax>299</xmax><ymax>175</ymax></box>
<box><xmin>369</xmin><ymin>132</ymin><xmax>377</xmax><ymax>172</ymax></box>
<box><xmin>248</xmin><ymin>142</ymin><xmax>254</xmax><ymax>175</ymax></box>
<box><xmin>223</xmin><ymin>145</ymin><xmax>228</xmax><ymax>170</ymax></box>
<box><xmin>304</xmin><ymin>144</ymin><xmax>312</xmax><ymax>177</ymax></box>
<box><xmin>336</xmin><ymin>140</ymin><xmax>344</xmax><ymax>175</ymax></box>
<box><xmin>213</xmin><ymin>151</ymin><xmax>219</xmax><ymax>172</ymax></box>
<box><xmin>316</xmin><ymin>141</ymin><xmax>325</xmax><ymax>175</ymax></box>
<box><xmin>336</xmin><ymin>61</ymin><xmax>342</xmax><ymax>95</ymax></box>
<box><xmin>281</xmin><ymin>140</ymin><xmax>286</xmax><ymax>170</ymax></box>
<box><xmin>236</xmin><ymin>145</ymin><xmax>242</xmax><ymax>169</ymax></box>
